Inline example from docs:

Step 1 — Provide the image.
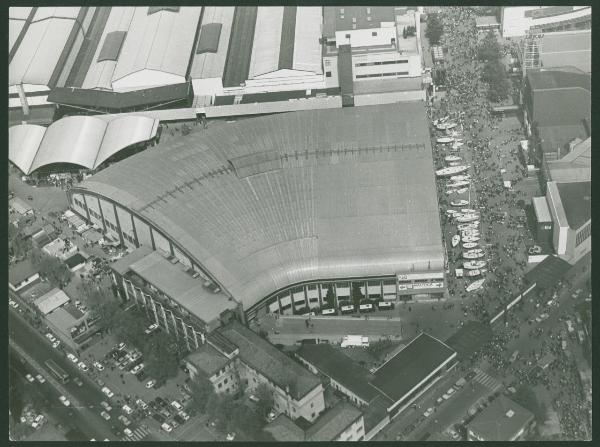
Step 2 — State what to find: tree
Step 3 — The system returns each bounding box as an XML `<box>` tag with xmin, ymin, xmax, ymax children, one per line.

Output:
<box><xmin>425</xmin><ymin>14</ymin><xmax>443</xmax><ymax>45</ymax></box>
<box><xmin>254</xmin><ymin>383</ymin><xmax>274</xmax><ymax>417</ymax></box>
<box><xmin>37</xmin><ymin>255</ymin><xmax>72</xmax><ymax>288</ymax></box>
<box><xmin>324</xmin><ymin>286</ymin><xmax>335</xmax><ymax>308</ymax></box>
<box><xmin>84</xmin><ymin>282</ymin><xmax>122</xmax><ymax>333</ymax></box>
<box><xmin>352</xmin><ymin>282</ymin><xmax>364</xmax><ymax>307</ymax></box>
<box><xmin>8</xmin><ymin>225</ymin><xmax>31</xmax><ymax>261</ymax></box>
<box><xmin>142</xmin><ymin>333</ymin><xmax>179</xmax><ymax>382</ymax></box>
<box><xmin>112</xmin><ymin>308</ymin><xmax>148</xmax><ymax>348</ymax></box>
<box><xmin>477</xmin><ymin>30</ymin><xmax>502</xmax><ymax>61</ymax></box>
<box><xmin>190</xmin><ymin>374</ymin><xmax>215</xmax><ymax>413</ymax></box>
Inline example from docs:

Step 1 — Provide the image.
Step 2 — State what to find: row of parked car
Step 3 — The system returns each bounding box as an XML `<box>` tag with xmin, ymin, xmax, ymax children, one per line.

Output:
<box><xmin>148</xmin><ymin>396</ymin><xmax>191</xmax><ymax>433</ymax></box>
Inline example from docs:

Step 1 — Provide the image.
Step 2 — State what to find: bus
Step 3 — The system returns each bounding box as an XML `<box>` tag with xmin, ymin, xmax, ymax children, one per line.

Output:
<box><xmin>340</xmin><ymin>304</ymin><xmax>355</xmax><ymax>314</ymax></box>
<box><xmin>45</xmin><ymin>359</ymin><xmax>70</xmax><ymax>384</ymax></box>
<box><xmin>359</xmin><ymin>303</ymin><xmax>374</xmax><ymax>313</ymax></box>
<box><xmin>377</xmin><ymin>301</ymin><xmax>395</xmax><ymax>310</ymax></box>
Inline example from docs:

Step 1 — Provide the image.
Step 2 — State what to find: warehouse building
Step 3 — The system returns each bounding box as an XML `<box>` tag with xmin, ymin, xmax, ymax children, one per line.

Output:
<box><xmin>501</xmin><ymin>6</ymin><xmax>591</xmax><ymax>37</ymax></box>
<box><xmin>68</xmin><ymin>103</ymin><xmax>445</xmax><ymax>326</ymax></box>
<box><xmin>467</xmin><ymin>395</ymin><xmax>535</xmax><ymax>441</ymax></box>
<box><xmin>537</xmin><ymin>30</ymin><xmax>591</xmax><ymax>74</ymax></box>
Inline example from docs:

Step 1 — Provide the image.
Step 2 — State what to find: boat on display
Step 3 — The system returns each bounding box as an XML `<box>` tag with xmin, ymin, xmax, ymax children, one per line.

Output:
<box><xmin>464</xmin><ymin>269</ymin><xmax>481</xmax><ymax>277</ymax></box>
<box><xmin>456</xmin><ymin>214</ymin><xmax>479</xmax><ymax>223</ymax></box>
<box><xmin>463</xmin><ymin>251</ymin><xmax>485</xmax><ymax>259</ymax></box>
<box><xmin>446</xmin><ymin>189</ymin><xmax>457</xmax><ymax>195</ymax></box>
<box><xmin>462</xmin><ymin>242</ymin><xmax>479</xmax><ymax>249</ymax></box>
<box><xmin>464</xmin><ymin>260</ymin><xmax>487</xmax><ymax>269</ymax></box>
<box><xmin>461</xmin><ymin>208</ymin><xmax>477</xmax><ymax>214</ymax></box>
<box><xmin>437</xmin><ymin>137</ymin><xmax>454</xmax><ymax>144</ymax></box>
<box><xmin>455</xmin><ymin>187</ymin><xmax>469</xmax><ymax>194</ymax></box>
<box><xmin>465</xmin><ymin>248</ymin><xmax>484</xmax><ymax>254</ymax></box>
<box><xmin>445</xmin><ymin>155</ymin><xmax>462</xmax><ymax>162</ymax></box>
<box><xmin>447</xmin><ymin>181</ymin><xmax>470</xmax><ymax>189</ymax></box>
<box><xmin>466</xmin><ymin>279</ymin><xmax>485</xmax><ymax>292</ymax></box>
<box><xmin>451</xmin><ymin>235</ymin><xmax>460</xmax><ymax>247</ymax></box>
<box><xmin>446</xmin><ymin>209</ymin><xmax>458</xmax><ymax>216</ymax></box>
<box><xmin>436</xmin><ymin>165</ymin><xmax>469</xmax><ymax>177</ymax></box>
<box><xmin>451</xmin><ymin>142</ymin><xmax>464</xmax><ymax>149</ymax></box>
<box><xmin>450</xmin><ymin>200</ymin><xmax>469</xmax><ymax>207</ymax></box>
<box><xmin>462</xmin><ymin>236</ymin><xmax>480</xmax><ymax>243</ymax></box>
<box><xmin>444</xmin><ymin>122</ymin><xmax>457</xmax><ymax>130</ymax></box>
<box><xmin>457</xmin><ymin>222</ymin><xmax>479</xmax><ymax>231</ymax></box>
<box><xmin>448</xmin><ymin>161</ymin><xmax>461</xmax><ymax>166</ymax></box>
<box><xmin>462</xmin><ymin>231</ymin><xmax>480</xmax><ymax>238</ymax></box>
<box><xmin>450</xmin><ymin>175</ymin><xmax>469</xmax><ymax>181</ymax></box>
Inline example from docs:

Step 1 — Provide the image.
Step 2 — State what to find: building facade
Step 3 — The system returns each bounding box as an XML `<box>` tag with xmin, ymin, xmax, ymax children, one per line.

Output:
<box><xmin>501</xmin><ymin>6</ymin><xmax>591</xmax><ymax>37</ymax></box>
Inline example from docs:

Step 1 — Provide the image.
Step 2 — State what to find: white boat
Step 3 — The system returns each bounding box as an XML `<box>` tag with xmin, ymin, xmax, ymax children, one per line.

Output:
<box><xmin>451</xmin><ymin>235</ymin><xmax>460</xmax><ymax>247</ymax></box>
<box><xmin>461</xmin><ymin>208</ymin><xmax>477</xmax><ymax>214</ymax></box>
<box><xmin>446</xmin><ymin>209</ymin><xmax>458</xmax><ymax>216</ymax></box>
<box><xmin>455</xmin><ymin>187</ymin><xmax>469</xmax><ymax>194</ymax></box>
<box><xmin>462</xmin><ymin>236</ymin><xmax>480</xmax><ymax>243</ymax></box>
<box><xmin>464</xmin><ymin>269</ymin><xmax>481</xmax><ymax>277</ymax></box>
<box><xmin>458</xmin><ymin>222</ymin><xmax>479</xmax><ymax>231</ymax></box>
<box><xmin>450</xmin><ymin>200</ymin><xmax>468</xmax><ymax>207</ymax></box>
<box><xmin>456</xmin><ymin>214</ymin><xmax>479</xmax><ymax>223</ymax></box>
<box><xmin>450</xmin><ymin>175</ymin><xmax>470</xmax><ymax>181</ymax></box>
<box><xmin>437</xmin><ymin>137</ymin><xmax>454</xmax><ymax>144</ymax></box>
<box><xmin>447</xmin><ymin>181</ymin><xmax>470</xmax><ymax>189</ymax></box>
<box><xmin>448</xmin><ymin>161</ymin><xmax>461</xmax><ymax>166</ymax></box>
<box><xmin>436</xmin><ymin>165</ymin><xmax>468</xmax><ymax>177</ymax></box>
<box><xmin>462</xmin><ymin>231</ymin><xmax>480</xmax><ymax>239</ymax></box>
<box><xmin>444</xmin><ymin>122</ymin><xmax>457</xmax><ymax>130</ymax></box>
<box><xmin>455</xmin><ymin>268</ymin><xmax>464</xmax><ymax>278</ymax></box>
<box><xmin>462</xmin><ymin>242</ymin><xmax>479</xmax><ymax>249</ymax></box>
<box><xmin>464</xmin><ymin>260</ymin><xmax>487</xmax><ymax>269</ymax></box>
<box><xmin>465</xmin><ymin>248</ymin><xmax>484</xmax><ymax>254</ymax></box>
<box><xmin>463</xmin><ymin>251</ymin><xmax>485</xmax><ymax>259</ymax></box>
<box><xmin>445</xmin><ymin>155</ymin><xmax>462</xmax><ymax>162</ymax></box>
<box><xmin>446</xmin><ymin>189</ymin><xmax>457</xmax><ymax>195</ymax></box>
<box><xmin>466</xmin><ymin>279</ymin><xmax>485</xmax><ymax>292</ymax></box>
<box><xmin>452</xmin><ymin>142</ymin><xmax>464</xmax><ymax>148</ymax></box>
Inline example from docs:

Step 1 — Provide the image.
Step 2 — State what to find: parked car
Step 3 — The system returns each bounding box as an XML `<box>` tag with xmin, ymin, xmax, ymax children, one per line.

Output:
<box><xmin>122</xmin><ymin>405</ymin><xmax>134</xmax><ymax>415</ymax></box>
<box><xmin>266</xmin><ymin>411</ymin><xmax>277</xmax><ymax>422</ymax></box>
<box><xmin>25</xmin><ymin>374</ymin><xmax>35</xmax><ymax>383</ymax></box>
<box><xmin>35</xmin><ymin>374</ymin><xmax>46</xmax><ymax>384</ymax></box>
<box><xmin>59</xmin><ymin>396</ymin><xmax>71</xmax><ymax>407</ymax></box>
<box><xmin>130</xmin><ymin>363</ymin><xmax>145</xmax><ymax>375</ymax></box>
<box><xmin>67</xmin><ymin>353</ymin><xmax>78</xmax><ymax>364</ymax></box>
<box><xmin>178</xmin><ymin>411</ymin><xmax>190</xmax><ymax>421</ymax></box>
<box><xmin>136</xmin><ymin>399</ymin><xmax>149</xmax><ymax>410</ymax></box>
<box><xmin>101</xmin><ymin>401</ymin><xmax>112</xmax><ymax>412</ymax></box>
<box><xmin>145</xmin><ymin>379</ymin><xmax>156</xmax><ymax>389</ymax></box>
<box><xmin>45</xmin><ymin>333</ymin><xmax>56</xmax><ymax>342</ymax></box>
<box><xmin>73</xmin><ymin>377</ymin><xmax>83</xmax><ymax>387</ymax></box>
<box><xmin>161</xmin><ymin>422</ymin><xmax>173</xmax><ymax>433</ymax></box>
<box><xmin>124</xmin><ymin>428</ymin><xmax>133</xmax><ymax>437</ymax></box>
<box><xmin>249</xmin><ymin>394</ymin><xmax>260</xmax><ymax>403</ymax></box>
<box><xmin>51</xmin><ymin>340</ymin><xmax>60</xmax><ymax>348</ymax></box>
<box><xmin>171</xmin><ymin>400</ymin><xmax>183</xmax><ymax>412</ymax></box>
<box><xmin>100</xmin><ymin>411</ymin><xmax>111</xmax><ymax>421</ymax></box>
<box><xmin>226</xmin><ymin>433</ymin><xmax>236</xmax><ymax>441</ymax></box>
<box><xmin>93</xmin><ymin>361</ymin><xmax>105</xmax><ymax>371</ymax></box>
<box><xmin>170</xmin><ymin>419</ymin><xmax>179</xmax><ymax>429</ymax></box>
<box><xmin>144</xmin><ymin>323</ymin><xmax>159</xmax><ymax>335</ymax></box>
<box><xmin>101</xmin><ymin>387</ymin><xmax>115</xmax><ymax>398</ymax></box>
<box><xmin>423</xmin><ymin>407</ymin><xmax>434</xmax><ymax>418</ymax></box>
<box><xmin>118</xmin><ymin>415</ymin><xmax>131</xmax><ymax>426</ymax></box>
<box><xmin>78</xmin><ymin>362</ymin><xmax>89</xmax><ymax>372</ymax></box>
<box><xmin>152</xmin><ymin>413</ymin><xmax>166</xmax><ymax>424</ymax></box>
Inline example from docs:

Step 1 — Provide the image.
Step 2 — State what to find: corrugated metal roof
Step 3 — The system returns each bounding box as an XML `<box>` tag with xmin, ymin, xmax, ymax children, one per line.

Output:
<box><xmin>9</xmin><ymin>124</ymin><xmax>47</xmax><ymax>175</ymax></box>
<box><xmin>196</xmin><ymin>23</ymin><xmax>222</xmax><ymax>54</ymax></box>
<box><xmin>97</xmin><ymin>30</ymin><xmax>127</xmax><ymax>62</ymax></box>
<box><xmin>248</xmin><ymin>7</ymin><xmax>284</xmax><ymax>78</ymax></box>
<box><xmin>111</xmin><ymin>7</ymin><xmax>202</xmax><ymax>89</ymax></box>
<box><xmin>190</xmin><ymin>7</ymin><xmax>235</xmax><ymax>80</ymax></box>
<box><xmin>278</xmin><ymin>6</ymin><xmax>297</xmax><ymax>70</ymax></box>
<box><xmin>34</xmin><ymin>288</ymin><xmax>70</xmax><ymax>315</ymax></box>
<box><xmin>222</xmin><ymin>6</ymin><xmax>258</xmax><ymax>87</ymax></box>
<box><xmin>292</xmin><ymin>7</ymin><xmax>323</xmax><ymax>74</ymax></box>
<box><xmin>9</xmin><ymin>8</ymin><xmax>84</xmax><ymax>87</ymax></box>
<box><xmin>80</xmin><ymin>103</ymin><xmax>443</xmax><ymax>309</ymax></box>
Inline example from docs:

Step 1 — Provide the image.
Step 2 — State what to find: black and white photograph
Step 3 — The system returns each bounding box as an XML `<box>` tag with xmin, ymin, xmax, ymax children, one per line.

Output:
<box><xmin>8</xmin><ymin>4</ymin><xmax>592</xmax><ymax>442</ymax></box>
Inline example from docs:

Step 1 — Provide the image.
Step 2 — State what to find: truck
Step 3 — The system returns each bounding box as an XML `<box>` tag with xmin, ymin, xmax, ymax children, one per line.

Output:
<box><xmin>340</xmin><ymin>335</ymin><xmax>369</xmax><ymax>348</ymax></box>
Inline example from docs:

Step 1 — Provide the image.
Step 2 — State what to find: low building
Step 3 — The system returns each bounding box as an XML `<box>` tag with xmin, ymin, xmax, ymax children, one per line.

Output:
<box><xmin>501</xmin><ymin>6</ymin><xmax>591</xmax><ymax>38</ymax></box>
<box><xmin>9</xmin><ymin>259</ymin><xmax>41</xmax><ymax>292</ymax></box>
<box><xmin>475</xmin><ymin>16</ymin><xmax>500</xmax><ymax>33</ymax></box>
<box><xmin>369</xmin><ymin>332</ymin><xmax>457</xmax><ymax>417</ymax></box>
<box><xmin>532</xmin><ymin>196</ymin><xmax>553</xmax><ymax>249</ymax></box>
<box><xmin>185</xmin><ymin>342</ymin><xmax>238</xmax><ymax>395</ymax></box>
<box><xmin>220</xmin><ymin>322</ymin><xmax>326</xmax><ymax>423</ymax></box>
<box><xmin>9</xmin><ymin>197</ymin><xmax>33</xmax><ymax>216</ymax></box>
<box><xmin>34</xmin><ymin>288</ymin><xmax>71</xmax><ymax>315</ymax></box>
<box><xmin>110</xmin><ymin>247</ymin><xmax>241</xmax><ymax>350</ymax></box>
<box><xmin>42</xmin><ymin>238</ymin><xmax>77</xmax><ymax>260</ymax></box>
<box><xmin>45</xmin><ymin>302</ymin><xmax>95</xmax><ymax>351</ymax></box>
<box><xmin>543</xmin><ymin>137</ymin><xmax>590</xmax><ymax>184</ymax></box>
<box><xmin>545</xmin><ymin>181</ymin><xmax>591</xmax><ymax>264</ymax></box>
<box><xmin>64</xmin><ymin>253</ymin><xmax>87</xmax><ymax>272</ymax></box>
<box><xmin>264</xmin><ymin>401</ymin><xmax>365</xmax><ymax>441</ymax></box>
<box><xmin>467</xmin><ymin>395</ymin><xmax>535</xmax><ymax>441</ymax></box>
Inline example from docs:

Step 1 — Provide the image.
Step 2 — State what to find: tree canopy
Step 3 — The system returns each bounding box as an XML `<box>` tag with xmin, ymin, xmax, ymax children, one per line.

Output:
<box><xmin>425</xmin><ymin>14</ymin><xmax>443</xmax><ymax>45</ymax></box>
<box><xmin>477</xmin><ymin>30</ymin><xmax>503</xmax><ymax>61</ymax></box>
<box><xmin>254</xmin><ymin>383</ymin><xmax>274</xmax><ymax>417</ymax></box>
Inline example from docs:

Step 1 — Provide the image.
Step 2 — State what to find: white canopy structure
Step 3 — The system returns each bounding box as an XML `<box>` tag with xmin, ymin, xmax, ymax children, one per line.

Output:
<box><xmin>9</xmin><ymin>115</ymin><xmax>159</xmax><ymax>175</ymax></box>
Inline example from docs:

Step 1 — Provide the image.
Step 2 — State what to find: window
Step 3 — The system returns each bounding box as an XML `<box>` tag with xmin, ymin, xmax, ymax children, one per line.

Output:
<box><xmin>326</xmin><ymin>71</ymin><xmax>332</xmax><ymax>78</ymax></box>
<box><xmin>372</xmin><ymin>31</ymin><xmax>377</xmax><ymax>36</ymax></box>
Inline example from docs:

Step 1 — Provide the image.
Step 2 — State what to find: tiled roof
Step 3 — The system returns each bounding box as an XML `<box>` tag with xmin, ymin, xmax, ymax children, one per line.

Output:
<box><xmin>305</xmin><ymin>401</ymin><xmax>363</xmax><ymax>441</ymax></box>
<box><xmin>186</xmin><ymin>343</ymin><xmax>231</xmax><ymax>377</ymax></box>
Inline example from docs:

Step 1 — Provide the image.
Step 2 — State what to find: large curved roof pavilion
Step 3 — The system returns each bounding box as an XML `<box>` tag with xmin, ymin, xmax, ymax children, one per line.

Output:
<box><xmin>79</xmin><ymin>102</ymin><xmax>444</xmax><ymax>309</ymax></box>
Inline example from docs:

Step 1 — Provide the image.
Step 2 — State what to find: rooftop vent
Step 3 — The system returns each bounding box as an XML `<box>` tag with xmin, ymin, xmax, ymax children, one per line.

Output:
<box><xmin>506</xmin><ymin>410</ymin><xmax>515</xmax><ymax>418</ymax></box>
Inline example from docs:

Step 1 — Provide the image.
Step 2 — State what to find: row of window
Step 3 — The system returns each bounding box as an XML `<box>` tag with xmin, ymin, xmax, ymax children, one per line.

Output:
<box><xmin>355</xmin><ymin>59</ymin><xmax>408</xmax><ymax>67</ymax></box>
<box><xmin>73</xmin><ymin>198</ymin><xmax>85</xmax><ymax>209</ymax></box>
<box><xmin>576</xmin><ymin>222</ymin><xmax>591</xmax><ymax>246</ymax></box>
<box><xmin>89</xmin><ymin>208</ymin><xmax>101</xmax><ymax>220</ymax></box>
<box><xmin>356</xmin><ymin>71</ymin><xmax>409</xmax><ymax>79</ymax></box>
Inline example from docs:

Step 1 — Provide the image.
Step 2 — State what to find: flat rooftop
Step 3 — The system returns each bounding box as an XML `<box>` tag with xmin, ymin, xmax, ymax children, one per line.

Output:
<box><xmin>305</xmin><ymin>401</ymin><xmax>363</xmax><ymax>441</ymax></box>
<box><xmin>186</xmin><ymin>343</ymin><xmax>232</xmax><ymax>377</ymax></box>
<box><xmin>128</xmin><ymin>250</ymin><xmax>238</xmax><ymax>323</ymax></box>
<box><xmin>370</xmin><ymin>332</ymin><xmax>456</xmax><ymax>404</ymax></box>
<box><xmin>540</xmin><ymin>31</ymin><xmax>591</xmax><ymax>73</ymax></box>
<box><xmin>556</xmin><ymin>181</ymin><xmax>591</xmax><ymax>229</ymax></box>
<box><xmin>296</xmin><ymin>344</ymin><xmax>380</xmax><ymax>403</ymax></box>
<box><xmin>323</xmin><ymin>6</ymin><xmax>396</xmax><ymax>37</ymax></box>
<box><xmin>467</xmin><ymin>395</ymin><xmax>534</xmax><ymax>441</ymax></box>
